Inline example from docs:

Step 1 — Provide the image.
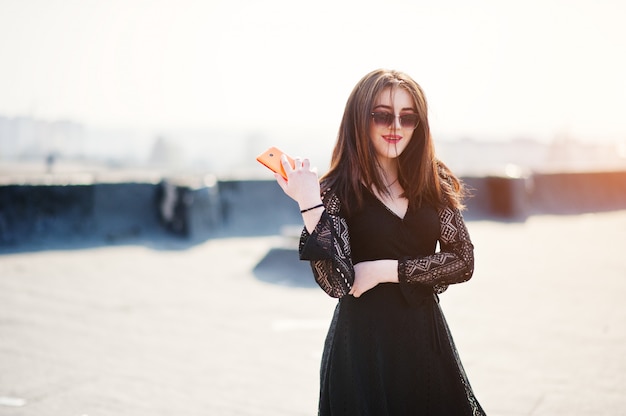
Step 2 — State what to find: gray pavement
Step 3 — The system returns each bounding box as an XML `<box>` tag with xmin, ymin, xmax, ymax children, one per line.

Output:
<box><xmin>1</xmin><ymin>211</ymin><xmax>625</xmax><ymax>415</ymax></box>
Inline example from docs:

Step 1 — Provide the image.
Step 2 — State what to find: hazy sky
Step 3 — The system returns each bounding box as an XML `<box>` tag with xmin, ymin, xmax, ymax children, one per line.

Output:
<box><xmin>0</xmin><ymin>0</ymin><xmax>625</xmax><ymax>144</ymax></box>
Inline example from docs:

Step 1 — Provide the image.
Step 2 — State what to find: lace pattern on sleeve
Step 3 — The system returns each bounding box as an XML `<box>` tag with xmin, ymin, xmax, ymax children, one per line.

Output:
<box><xmin>398</xmin><ymin>206</ymin><xmax>474</xmax><ymax>293</ymax></box>
<box><xmin>299</xmin><ymin>190</ymin><xmax>354</xmax><ymax>298</ymax></box>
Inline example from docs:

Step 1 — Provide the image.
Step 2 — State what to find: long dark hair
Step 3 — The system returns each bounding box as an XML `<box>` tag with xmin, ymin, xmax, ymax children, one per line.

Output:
<box><xmin>321</xmin><ymin>69</ymin><xmax>465</xmax><ymax>215</ymax></box>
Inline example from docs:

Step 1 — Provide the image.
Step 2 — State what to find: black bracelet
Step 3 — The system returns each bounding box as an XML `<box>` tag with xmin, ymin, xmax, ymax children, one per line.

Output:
<box><xmin>300</xmin><ymin>203</ymin><xmax>324</xmax><ymax>214</ymax></box>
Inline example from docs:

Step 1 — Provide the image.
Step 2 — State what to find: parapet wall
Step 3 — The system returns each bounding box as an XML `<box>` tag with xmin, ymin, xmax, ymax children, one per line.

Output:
<box><xmin>463</xmin><ymin>170</ymin><xmax>626</xmax><ymax>220</ymax></box>
<box><xmin>1</xmin><ymin>170</ymin><xmax>625</xmax><ymax>248</ymax></box>
<box><xmin>0</xmin><ymin>183</ymin><xmax>162</xmax><ymax>246</ymax></box>
<box><xmin>530</xmin><ymin>171</ymin><xmax>626</xmax><ymax>215</ymax></box>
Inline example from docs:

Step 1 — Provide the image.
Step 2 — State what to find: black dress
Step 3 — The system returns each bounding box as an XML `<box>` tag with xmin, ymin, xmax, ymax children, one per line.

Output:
<box><xmin>300</xmin><ymin>186</ymin><xmax>485</xmax><ymax>416</ymax></box>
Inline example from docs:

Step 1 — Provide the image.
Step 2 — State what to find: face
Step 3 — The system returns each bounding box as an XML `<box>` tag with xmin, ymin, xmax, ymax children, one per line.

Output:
<box><xmin>369</xmin><ymin>87</ymin><xmax>418</xmax><ymax>164</ymax></box>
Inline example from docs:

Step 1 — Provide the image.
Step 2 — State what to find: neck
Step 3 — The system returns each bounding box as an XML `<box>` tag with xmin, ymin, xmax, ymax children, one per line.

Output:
<box><xmin>385</xmin><ymin>176</ymin><xmax>399</xmax><ymax>188</ymax></box>
<box><xmin>377</xmin><ymin>164</ymin><xmax>399</xmax><ymax>189</ymax></box>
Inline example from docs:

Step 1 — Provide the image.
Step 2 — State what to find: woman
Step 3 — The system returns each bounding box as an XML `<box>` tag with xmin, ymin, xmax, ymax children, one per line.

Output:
<box><xmin>276</xmin><ymin>69</ymin><xmax>485</xmax><ymax>415</ymax></box>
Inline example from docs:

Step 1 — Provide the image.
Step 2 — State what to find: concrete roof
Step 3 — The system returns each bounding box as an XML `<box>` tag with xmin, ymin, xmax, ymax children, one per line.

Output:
<box><xmin>1</xmin><ymin>210</ymin><xmax>625</xmax><ymax>415</ymax></box>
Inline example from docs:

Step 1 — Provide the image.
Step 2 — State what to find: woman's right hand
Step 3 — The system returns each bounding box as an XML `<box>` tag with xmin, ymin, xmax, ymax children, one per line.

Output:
<box><xmin>275</xmin><ymin>155</ymin><xmax>324</xmax><ymax>233</ymax></box>
<box><xmin>275</xmin><ymin>155</ymin><xmax>322</xmax><ymax>210</ymax></box>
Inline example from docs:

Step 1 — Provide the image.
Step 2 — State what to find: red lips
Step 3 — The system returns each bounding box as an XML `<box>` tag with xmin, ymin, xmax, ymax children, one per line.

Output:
<box><xmin>382</xmin><ymin>135</ymin><xmax>402</xmax><ymax>143</ymax></box>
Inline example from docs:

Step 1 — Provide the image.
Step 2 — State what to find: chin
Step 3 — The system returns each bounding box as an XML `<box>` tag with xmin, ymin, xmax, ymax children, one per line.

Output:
<box><xmin>388</xmin><ymin>148</ymin><xmax>405</xmax><ymax>159</ymax></box>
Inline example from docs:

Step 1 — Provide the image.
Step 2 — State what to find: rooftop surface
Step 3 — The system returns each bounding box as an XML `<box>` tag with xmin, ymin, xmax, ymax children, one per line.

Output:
<box><xmin>1</xmin><ymin>210</ymin><xmax>625</xmax><ymax>415</ymax></box>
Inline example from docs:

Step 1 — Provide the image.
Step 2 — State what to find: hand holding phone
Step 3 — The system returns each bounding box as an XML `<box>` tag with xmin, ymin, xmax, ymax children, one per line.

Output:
<box><xmin>256</xmin><ymin>146</ymin><xmax>295</xmax><ymax>180</ymax></box>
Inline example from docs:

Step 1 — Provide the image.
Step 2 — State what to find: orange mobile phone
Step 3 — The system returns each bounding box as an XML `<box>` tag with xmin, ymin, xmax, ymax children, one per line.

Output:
<box><xmin>256</xmin><ymin>146</ymin><xmax>295</xmax><ymax>180</ymax></box>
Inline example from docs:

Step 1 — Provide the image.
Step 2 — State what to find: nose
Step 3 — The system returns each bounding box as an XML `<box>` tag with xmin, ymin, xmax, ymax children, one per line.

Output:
<box><xmin>394</xmin><ymin>115</ymin><xmax>403</xmax><ymax>129</ymax></box>
<box><xmin>391</xmin><ymin>114</ymin><xmax>402</xmax><ymax>130</ymax></box>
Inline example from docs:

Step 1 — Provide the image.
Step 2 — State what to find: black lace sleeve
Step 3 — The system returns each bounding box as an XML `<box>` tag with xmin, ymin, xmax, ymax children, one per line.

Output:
<box><xmin>398</xmin><ymin>205</ymin><xmax>474</xmax><ymax>295</ymax></box>
<box><xmin>298</xmin><ymin>191</ymin><xmax>354</xmax><ymax>298</ymax></box>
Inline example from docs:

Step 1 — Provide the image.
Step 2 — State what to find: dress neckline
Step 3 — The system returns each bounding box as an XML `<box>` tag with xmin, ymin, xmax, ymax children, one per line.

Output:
<box><xmin>364</xmin><ymin>186</ymin><xmax>409</xmax><ymax>220</ymax></box>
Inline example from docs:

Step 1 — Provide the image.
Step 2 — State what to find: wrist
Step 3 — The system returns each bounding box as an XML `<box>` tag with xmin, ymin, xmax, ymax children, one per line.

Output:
<box><xmin>298</xmin><ymin>199</ymin><xmax>323</xmax><ymax>211</ymax></box>
<box><xmin>383</xmin><ymin>260</ymin><xmax>399</xmax><ymax>283</ymax></box>
<box><xmin>300</xmin><ymin>202</ymin><xmax>324</xmax><ymax>214</ymax></box>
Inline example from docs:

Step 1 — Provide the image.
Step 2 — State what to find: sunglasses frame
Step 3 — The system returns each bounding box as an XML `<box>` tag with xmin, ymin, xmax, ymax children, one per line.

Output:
<box><xmin>370</xmin><ymin>112</ymin><xmax>420</xmax><ymax>129</ymax></box>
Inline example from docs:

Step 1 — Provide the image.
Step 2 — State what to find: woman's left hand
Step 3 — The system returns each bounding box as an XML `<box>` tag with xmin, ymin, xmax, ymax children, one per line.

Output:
<box><xmin>350</xmin><ymin>260</ymin><xmax>399</xmax><ymax>298</ymax></box>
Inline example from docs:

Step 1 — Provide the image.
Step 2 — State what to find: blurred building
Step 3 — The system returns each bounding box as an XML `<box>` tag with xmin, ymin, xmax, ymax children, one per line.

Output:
<box><xmin>1</xmin><ymin>114</ymin><xmax>624</xmax><ymax>176</ymax></box>
<box><xmin>438</xmin><ymin>137</ymin><xmax>626</xmax><ymax>176</ymax></box>
<box><xmin>0</xmin><ymin>115</ymin><xmax>85</xmax><ymax>160</ymax></box>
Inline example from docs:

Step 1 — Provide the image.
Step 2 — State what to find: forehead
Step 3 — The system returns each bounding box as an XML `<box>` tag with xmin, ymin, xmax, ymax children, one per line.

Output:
<box><xmin>374</xmin><ymin>86</ymin><xmax>415</xmax><ymax>109</ymax></box>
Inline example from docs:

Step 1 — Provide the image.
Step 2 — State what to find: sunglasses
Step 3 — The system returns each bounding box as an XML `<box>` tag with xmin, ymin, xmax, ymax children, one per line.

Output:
<box><xmin>371</xmin><ymin>112</ymin><xmax>419</xmax><ymax>129</ymax></box>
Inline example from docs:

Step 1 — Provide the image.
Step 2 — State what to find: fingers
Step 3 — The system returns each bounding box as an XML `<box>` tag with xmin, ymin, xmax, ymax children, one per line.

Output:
<box><xmin>292</xmin><ymin>156</ymin><xmax>304</xmax><ymax>170</ymax></box>
<box><xmin>281</xmin><ymin>154</ymin><xmax>294</xmax><ymax>174</ymax></box>
<box><xmin>283</xmin><ymin>155</ymin><xmax>313</xmax><ymax>173</ymax></box>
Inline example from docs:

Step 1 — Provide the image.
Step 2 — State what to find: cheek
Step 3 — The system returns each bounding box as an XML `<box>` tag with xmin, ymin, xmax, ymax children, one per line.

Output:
<box><xmin>368</xmin><ymin>123</ymin><xmax>378</xmax><ymax>139</ymax></box>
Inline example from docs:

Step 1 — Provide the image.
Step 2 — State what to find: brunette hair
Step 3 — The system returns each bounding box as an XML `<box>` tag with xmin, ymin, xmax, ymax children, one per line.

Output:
<box><xmin>321</xmin><ymin>69</ymin><xmax>465</xmax><ymax>215</ymax></box>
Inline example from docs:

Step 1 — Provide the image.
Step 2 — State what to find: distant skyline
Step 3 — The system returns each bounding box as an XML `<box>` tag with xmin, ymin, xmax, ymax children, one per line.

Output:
<box><xmin>0</xmin><ymin>0</ymin><xmax>625</xmax><ymax>148</ymax></box>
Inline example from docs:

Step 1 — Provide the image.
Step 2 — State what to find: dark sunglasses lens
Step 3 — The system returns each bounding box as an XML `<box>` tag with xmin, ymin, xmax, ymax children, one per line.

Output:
<box><xmin>372</xmin><ymin>112</ymin><xmax>394</xmax><ymax>126</ymax></box>
<box><xmin>400</xmin><ymin>114</ymin><xmax>419</xmax><ymax>128</ymax></box>
<box><xmin>372</xmin><ymin>112</ymin><xmax>418</xmax><ymax>128</ymax></box>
